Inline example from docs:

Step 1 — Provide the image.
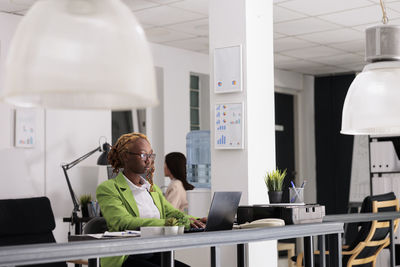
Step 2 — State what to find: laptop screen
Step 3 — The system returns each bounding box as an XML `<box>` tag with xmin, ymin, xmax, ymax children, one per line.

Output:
<box><xmin>205</xmin><ymin>191</ymin><xmax>242</xmax><ymax>231</ymax></box>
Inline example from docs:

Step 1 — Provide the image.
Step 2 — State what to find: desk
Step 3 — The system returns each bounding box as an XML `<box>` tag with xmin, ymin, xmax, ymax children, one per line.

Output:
<box><xmin>0</xmin><ymin>222</ymin><xmax>343</xmax><ymax>267</ymax></box>
<box><xmin>324</xmin><ymin>211</ymin><xmax>400</xmax><ymax>267</ymax></box>
<box><xmin>63</xmin><ymin>216</ymin><xmax>93</xmax><ymax>267</ymax></box>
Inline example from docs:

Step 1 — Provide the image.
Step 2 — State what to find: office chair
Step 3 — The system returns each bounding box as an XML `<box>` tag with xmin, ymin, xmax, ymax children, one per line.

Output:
<box><xmin>296</xmin><ymin>192</ymin><xmax>399</xmax><ymax>267</ymax></box>
<box><xmin>82</xmin><ymin>216</ymin><xmax>108</xmax><ymax>267</ymax></box>
<box><xmin>0</xmin><ymin>196</ymin><xmax>67</xmax><ymax>267</ymax></box>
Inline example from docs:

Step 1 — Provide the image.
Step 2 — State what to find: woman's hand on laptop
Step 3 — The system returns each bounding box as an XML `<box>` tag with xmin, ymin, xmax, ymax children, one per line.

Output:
<box><xmin>189</xmin><ymin>217</ymin><xmax>206</xmax><ymax>228</ymax></box>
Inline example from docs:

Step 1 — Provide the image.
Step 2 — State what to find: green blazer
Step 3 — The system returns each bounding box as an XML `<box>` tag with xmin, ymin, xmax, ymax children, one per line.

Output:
<box><xmin>96</xmin><ymin>172</ymin><xmax>188</xmax><ymax>267</ymax></box>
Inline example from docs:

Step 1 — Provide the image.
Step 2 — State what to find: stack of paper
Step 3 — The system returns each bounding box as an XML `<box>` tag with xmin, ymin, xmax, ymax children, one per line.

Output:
<box><xmin>103</xmin><ymin>230</ymin><xmax>140</xmax><ymax>237</ymax></box>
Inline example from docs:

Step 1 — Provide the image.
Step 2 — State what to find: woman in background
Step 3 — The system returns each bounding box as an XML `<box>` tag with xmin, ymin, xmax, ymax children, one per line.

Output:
<box><xmin>164</xmin><ymin>152</ymin><xmax>194</xmax><ymax>212</ymax></box>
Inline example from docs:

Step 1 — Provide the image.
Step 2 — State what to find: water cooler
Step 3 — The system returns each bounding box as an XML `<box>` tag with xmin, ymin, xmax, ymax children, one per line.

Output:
<box><xmin>186</xmin><ymin>130</ymin><xmax>211</xmax><ymax>217</ymax></box>
<box><xmin>186</xmin><ymin>130</ymin><xmax>211</xmax><ymax>188</ymax></box>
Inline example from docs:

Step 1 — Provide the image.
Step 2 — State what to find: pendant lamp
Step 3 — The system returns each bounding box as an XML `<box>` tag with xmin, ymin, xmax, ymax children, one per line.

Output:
<box><xmin>1</xmin><ymin>0</ymin><xmax>158</xmax><ymax>110</ymax></box>
<box><xmin>341</xmin><ymin>1</ymin><xmax>400</xmax><ymax>135</ymax></box>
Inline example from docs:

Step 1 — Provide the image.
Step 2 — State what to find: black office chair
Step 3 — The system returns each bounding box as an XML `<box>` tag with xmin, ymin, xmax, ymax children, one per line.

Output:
<box><xmin>0</xmin><ymin>196</ymin><xmax>67</xmax><ymax>267</ymax></box>
<box><xmin>83</xmin><ymin>217</ymin><xmax>108</xmax><ymax>234</ymax></box>
<box><xmin>296</xmin><ymin>192</ymin><xmax>399</xmax><ymax>267</ymax></box>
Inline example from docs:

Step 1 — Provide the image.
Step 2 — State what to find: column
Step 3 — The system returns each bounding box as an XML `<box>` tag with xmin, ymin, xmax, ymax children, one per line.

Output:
<box><xmin>210</xmin><ymin>0</ymin><xmax>276</xmax><ymax>266</ymax></box>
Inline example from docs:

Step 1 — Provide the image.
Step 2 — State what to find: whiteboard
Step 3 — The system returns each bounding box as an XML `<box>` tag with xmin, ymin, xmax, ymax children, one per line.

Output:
<box><xmin>215</xmin><ymin>103</ymin><xmax>244</xmax><ymax>149</ymax></box>
<box><xmin>214</xmin><ymin>45</ymin><xmax>242</xmax><ymax>93</ymax></box>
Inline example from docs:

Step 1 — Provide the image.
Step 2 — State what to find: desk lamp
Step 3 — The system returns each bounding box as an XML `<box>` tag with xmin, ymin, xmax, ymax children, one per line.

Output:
<box><xmin>61</xmin><ymin>138</ymin><xmax>110</xmax><ymax>223</ymax></box>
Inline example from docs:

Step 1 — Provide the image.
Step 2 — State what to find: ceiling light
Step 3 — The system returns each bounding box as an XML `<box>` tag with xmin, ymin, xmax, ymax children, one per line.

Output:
<box><xmin>1</xmin><ymin>0</ymin><xmax>158</xmax><ymax>110</ymax></box>
<box><xmin>341</xmin><ymin>1</ymin><xmax>400</xmax><ymax>135</ymax></box>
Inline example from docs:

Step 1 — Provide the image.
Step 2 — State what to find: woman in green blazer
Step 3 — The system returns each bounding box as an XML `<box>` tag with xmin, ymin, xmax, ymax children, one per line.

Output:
<box><xmin>96</xmin><ymin>132</ymin><xmax>205</xmax><ymax>267</ymax></box>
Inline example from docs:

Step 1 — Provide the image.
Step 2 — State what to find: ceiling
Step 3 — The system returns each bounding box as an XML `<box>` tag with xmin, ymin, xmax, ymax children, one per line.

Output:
<box><xmin>0</xmin><ymin>0</ymin><xmax>399</xmax><ymax>75</ymax></box>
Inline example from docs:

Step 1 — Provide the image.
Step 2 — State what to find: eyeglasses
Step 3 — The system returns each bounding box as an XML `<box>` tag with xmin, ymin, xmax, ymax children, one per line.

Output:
<box><xmin>126</xmin><ymin>152</ymin><xmax>156</xmax><ymax>161</ymax></box>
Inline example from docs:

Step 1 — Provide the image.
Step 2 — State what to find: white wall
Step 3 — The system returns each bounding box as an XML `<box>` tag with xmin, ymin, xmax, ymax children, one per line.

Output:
<box><xmin>146</xmin><ymin>67</ymin><xmax>165</xmax><ymax>188</ymax></box>
<box><xmin>0</xmin><ymin>105</ymin><xmax>46</xmax><ymax>198</ymax></box>
<box><xmin>46</xmin><ymin>109</ymin><xmax>111</xmax><ymax>242</ymax></box>
<box><xmin>150</xmin><ymin>43</ymin><xmax>209</xmax><ymax>155</ymax></box>
<box><xmin>0</xmin><ymin>106</ymin><xmax>111</xmax><ymax>245</ymax></box>
<box><xmin>275</xmin><ymin>69</ymin><xmax>303</xmax><ymax>91</ymax></box>
<box><xmin>298</xmin><ymin>75</ymin><xmax>316</xmax><ymax>204</ymax></box>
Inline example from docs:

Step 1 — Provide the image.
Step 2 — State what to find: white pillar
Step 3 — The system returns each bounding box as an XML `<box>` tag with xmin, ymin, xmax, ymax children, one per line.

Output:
<box><xmin>210</xmin><ymin>0</ymin><xmax>276</xmax><ymax>266</ymax></box>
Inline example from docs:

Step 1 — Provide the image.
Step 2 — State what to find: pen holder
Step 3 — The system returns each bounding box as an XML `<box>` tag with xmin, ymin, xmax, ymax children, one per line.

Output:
<box><xmin>289</xmin><ymin>188</ymin><xmax>304</xmax><ymax>203</ymax></box>
<box><xmin>88</xmin><ymin>201</ymin><xmax>101</xmax><ymax>217</ymax></box>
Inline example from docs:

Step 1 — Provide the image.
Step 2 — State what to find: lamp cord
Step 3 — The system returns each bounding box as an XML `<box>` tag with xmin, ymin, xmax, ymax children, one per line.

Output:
<box><xmin>380</xmin><ymin>0</ymin><xmax>389</xmax><ymax>24</ymax></box>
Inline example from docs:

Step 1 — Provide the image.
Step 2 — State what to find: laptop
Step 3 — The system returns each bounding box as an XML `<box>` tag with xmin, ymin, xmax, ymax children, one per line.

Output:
<box><xmin>185</xmin><ymin>191</ymin><xmax>242</xmax><ymax>233</ymax></box>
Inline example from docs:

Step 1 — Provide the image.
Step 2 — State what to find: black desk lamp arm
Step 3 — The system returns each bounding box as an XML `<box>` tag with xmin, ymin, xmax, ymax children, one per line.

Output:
<box><xmin>62</xmin><ymin>146</ymin><xmax>101</xmax><ymax>170</ymax></box>
<box><xmin>61</xmin><ymin>146</ymin><xmax>101</xmax><ymax>214</ymax></box>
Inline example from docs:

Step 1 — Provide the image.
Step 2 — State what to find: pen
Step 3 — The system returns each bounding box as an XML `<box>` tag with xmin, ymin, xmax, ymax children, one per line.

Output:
<box><xmin>125</xmin><ymin>230</ymin><xmax>140</xmax><ymax>235</ymax></box>
<box><xmin>290</xmin><ymin>180</ymin><xmax>301</xmax><ymax>203</ymax></box>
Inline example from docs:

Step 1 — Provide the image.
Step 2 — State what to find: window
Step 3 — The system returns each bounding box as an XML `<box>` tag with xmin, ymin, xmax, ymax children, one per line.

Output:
<box><xmin>190</xmin><ymin>75</ymin><xmax>200</xmax><ymax>130</ymax></box>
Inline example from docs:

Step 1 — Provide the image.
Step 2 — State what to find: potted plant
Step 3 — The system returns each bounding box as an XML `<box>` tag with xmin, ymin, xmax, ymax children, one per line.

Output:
<box><xmin>164</xmin><ymin>217</ymin><xmax>179</xmax><ymax>235</ymax></box>
<box><xmin>79</xmin><ymin>194</ymin><xmax>92</xmax><ymax>218</ymax></box>
<box><xmin>264</xmin><ymin>169</ymin><xmax>286</xmax><ymax>203</ymax></box>
<box><xmin>168</xmin><ymin>211</ymin><xmax>190</xmax><ymax>234</ymax></box>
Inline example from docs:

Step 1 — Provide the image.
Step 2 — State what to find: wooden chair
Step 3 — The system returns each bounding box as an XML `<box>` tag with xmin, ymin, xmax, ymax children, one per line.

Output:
<box><xmin>296</xmin><ymin>192</ymin><xmax>399</xmax><ymax>267</ymax></box>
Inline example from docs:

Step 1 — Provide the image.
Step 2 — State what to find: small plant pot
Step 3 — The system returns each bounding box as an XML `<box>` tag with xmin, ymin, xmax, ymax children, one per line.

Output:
<box><xmin>81</xmin><ymin>205</ymin><xmax>89</xmax><ymax>218</ymax></box>
<box><xmin>178</xmin><ymin>226</ymin><xmax>185</xmax><ymax>235</ymax></box>
<box><xmin>164</xmin><ymin>226</ymin><xmax>179</xmax><ymax>236</ymax></box>
<box><xmin>268</xmin><ymin>191</ymin><xmax>283</xmax><ymax>203</ymax></box>
<box><xmin>140</xmin><ymin>227</ymin><xmax>164</xmax><ymax>237</ymax></box>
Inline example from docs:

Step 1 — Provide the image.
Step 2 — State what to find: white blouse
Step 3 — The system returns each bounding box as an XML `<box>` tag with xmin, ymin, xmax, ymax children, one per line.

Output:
<box><xmin>123</xmin><ymin>174</ymin><xmax>160</xmax><ymax>219</ymax></box>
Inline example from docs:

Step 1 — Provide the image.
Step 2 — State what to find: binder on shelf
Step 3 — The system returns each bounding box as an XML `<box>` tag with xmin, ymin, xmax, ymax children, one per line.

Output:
<box><xmin>370</xmin><ymin>141</ymin><xmax>400</xmax><ymax>173</ymax></box>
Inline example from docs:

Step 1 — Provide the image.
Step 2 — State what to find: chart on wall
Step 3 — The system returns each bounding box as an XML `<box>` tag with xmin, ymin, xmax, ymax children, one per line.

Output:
<box><xmin>215</xmin><ymin>103</ymin><xmax>243</xmax><ymax>149</ymax></box>
<box><xmin>15</xmin><ymin>108</ymin><xmax>36</xmax><ymax>148</ymax></box>
<box><xmin>214</xmin><ymin>45</ymin><xmax>242</xmax><ymax>93</ymax></box>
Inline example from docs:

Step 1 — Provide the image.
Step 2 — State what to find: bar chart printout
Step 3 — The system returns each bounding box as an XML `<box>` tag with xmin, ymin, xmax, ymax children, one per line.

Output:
<box><xmin>215</xmin><ymin>103</ymin><xmax>243</xmax><ymax>149</ymax></box>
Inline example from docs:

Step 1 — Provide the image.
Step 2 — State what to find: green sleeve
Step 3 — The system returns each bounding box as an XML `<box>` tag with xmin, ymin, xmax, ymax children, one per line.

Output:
<box><xmin>96</xmin><ymin>182</ymin><xmax>166</xmax><ymax>231</ymax></box>
<box><xmin>152</xmin><ymin>185</ymin><xmax>196</xmax><ymax>220</ymax></box>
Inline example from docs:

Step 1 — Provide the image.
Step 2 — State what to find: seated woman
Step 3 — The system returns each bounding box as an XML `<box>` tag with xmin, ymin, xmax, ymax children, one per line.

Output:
<box><xmin>164</xmin><ymin>152</ymin><xmax>194</xmax><ymax>212</ymax></box>
<box><xmin>96</xmin><ymin>132</ymin><xmax>206</xmax><ymax>267</ymax></box>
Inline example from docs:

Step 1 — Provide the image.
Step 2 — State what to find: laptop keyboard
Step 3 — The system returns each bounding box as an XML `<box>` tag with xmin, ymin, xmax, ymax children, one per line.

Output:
<box><xmin>184</xmin><ymin>227</ymin><xmax>205</xmax><ymax>233</ymax></box>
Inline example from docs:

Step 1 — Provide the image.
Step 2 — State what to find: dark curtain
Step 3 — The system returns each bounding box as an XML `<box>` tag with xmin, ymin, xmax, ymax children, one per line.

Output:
<box><xmin>315</xmin><ymin>74</ymin><xmax>355</xmax><ymax>214</ymax></box>
<box><xmin>275</xmin><ymin>93</ymin><xmax>295</xmax><ymax>203</ymax></box>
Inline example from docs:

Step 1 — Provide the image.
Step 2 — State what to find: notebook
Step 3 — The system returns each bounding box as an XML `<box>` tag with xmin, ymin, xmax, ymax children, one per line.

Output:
<box><xmin>185</xmin><ymin>191</ymin><xmax>242</xmax><ymax>233</ymax></box>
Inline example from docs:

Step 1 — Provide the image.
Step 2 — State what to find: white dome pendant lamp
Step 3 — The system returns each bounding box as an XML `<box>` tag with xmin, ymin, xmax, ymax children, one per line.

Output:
<box><xmin>341</xmin><ymin>0</ymin><xmax>400</xmax><ymax>135</ymax></box>
<box><xmin>1</xmin><ymin>0</ymin><xmax>158</xmax><ymax>110</ymax></box>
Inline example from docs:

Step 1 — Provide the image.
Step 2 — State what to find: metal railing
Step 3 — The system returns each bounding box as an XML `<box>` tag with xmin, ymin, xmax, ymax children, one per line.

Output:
<box><xmin>0</xmin><ymin>222</ymin><xmax>343</xmax><ymax>267</ymax></box>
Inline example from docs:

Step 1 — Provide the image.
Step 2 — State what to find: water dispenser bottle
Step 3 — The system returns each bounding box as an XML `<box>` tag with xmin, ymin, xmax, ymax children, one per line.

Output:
<box><xmin>186</xmin><ymin>130</ymin><xmax>211</xmax><ymax>188</ymax></box>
